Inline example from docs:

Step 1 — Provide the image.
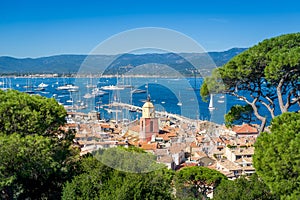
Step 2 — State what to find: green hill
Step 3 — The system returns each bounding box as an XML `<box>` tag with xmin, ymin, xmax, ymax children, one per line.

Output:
<box><xmin>0</xmin><ymin>48</ymin><xmax>246</xmax><ymax>76</ymax></box>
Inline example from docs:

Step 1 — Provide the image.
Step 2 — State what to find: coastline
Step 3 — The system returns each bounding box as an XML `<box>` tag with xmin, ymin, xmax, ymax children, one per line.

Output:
<box><xmin>0</xmin><ymin>73</ymin><xmax>204</xmax><ymax>78</ymax></box>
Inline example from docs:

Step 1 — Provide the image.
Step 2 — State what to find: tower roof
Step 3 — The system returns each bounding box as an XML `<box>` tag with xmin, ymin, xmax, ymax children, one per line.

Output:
<box><xmin>142</xmin><ymin>101</ymin><xmax>154</xmax><ymax>109</ymax></box>
<box><xmin>142</xmin><ymin>97</ymin><xmax>155</xmax><ymax>118</ymax></box>
<box><xmin>142</xmin><ymin>95</ymin><xmax>154</xmax><ymax>108</ymax></box>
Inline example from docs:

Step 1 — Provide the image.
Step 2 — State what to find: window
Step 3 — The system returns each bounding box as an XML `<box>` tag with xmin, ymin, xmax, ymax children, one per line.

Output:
<box><xmin>150</xmin><ymin>121</ymin><xmax>153</xmax><ymax>132</ymax></box>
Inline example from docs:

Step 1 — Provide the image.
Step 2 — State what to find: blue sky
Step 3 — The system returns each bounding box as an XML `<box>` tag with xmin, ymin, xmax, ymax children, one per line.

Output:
<box><xmin>0</xmin><ymin>0</ymin><xmax>300</xmax><ymax>57</ymax></box>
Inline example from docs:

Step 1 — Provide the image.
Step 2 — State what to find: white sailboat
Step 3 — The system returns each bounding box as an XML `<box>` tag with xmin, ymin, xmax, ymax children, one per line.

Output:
<box><xmin>177</xmin><ymin>91</ymin><xmax>182</xmax><ymax>106</ymax></box>
<box><xmin>208</xmin><ymin>94</ymin><xmax>215</xmax><ymax>111</ymax></box>
<box><xmin>86</xmin><ymin>76</ymin><xmax>97</xmax><ymax>88</ymax></box>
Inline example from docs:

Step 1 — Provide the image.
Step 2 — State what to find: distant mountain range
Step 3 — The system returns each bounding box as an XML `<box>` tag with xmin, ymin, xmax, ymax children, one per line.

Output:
<box><xmin>0</xmin><ymin>48</ymin><xmax>247</xmax><ymax>76</ymax></box>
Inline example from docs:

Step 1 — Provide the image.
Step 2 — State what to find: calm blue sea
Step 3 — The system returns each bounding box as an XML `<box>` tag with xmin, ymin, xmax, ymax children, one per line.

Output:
<box><xmin>1</xmin><ymin>77</ymin><xmax>299</xmax><ymax>125</ymax></box>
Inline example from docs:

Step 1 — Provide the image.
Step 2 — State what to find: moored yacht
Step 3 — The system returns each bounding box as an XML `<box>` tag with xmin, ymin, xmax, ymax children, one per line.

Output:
<box><xmin>57</xmin><ymin>84</ymin><xmax>79</xmax><ymax>91</ymax></box>
<box><xmin>101</xmin><ymin>85</ymin><xmax>124</xmax><ymax>90</ymax></box>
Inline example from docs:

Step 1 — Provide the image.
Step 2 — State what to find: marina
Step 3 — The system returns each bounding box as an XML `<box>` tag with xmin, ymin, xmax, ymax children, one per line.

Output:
<box><xmin>0</xmin><ymin>76</ymin><xmax>298</xmax><ymax>125</ymax></box>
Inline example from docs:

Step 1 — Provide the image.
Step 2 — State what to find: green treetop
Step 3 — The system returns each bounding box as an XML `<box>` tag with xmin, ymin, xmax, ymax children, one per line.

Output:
<box><xmin>201</xmin><ymin>33</ymin><xmax>300</xmax><ymax>132</ymax></box>
<box><xmin>0</xmin><ymin>89</ymin><xmax>66</xmax><ymax>137</ymax></box>
<box><xmin>254</xmin><ymin>112</ymin><xmax>300</xmax><ymax>199</ymax></box>
<box><xmin>0</xmin><ymin>90</ymin><xmax>79</xmax><ymax>199</ymax></box>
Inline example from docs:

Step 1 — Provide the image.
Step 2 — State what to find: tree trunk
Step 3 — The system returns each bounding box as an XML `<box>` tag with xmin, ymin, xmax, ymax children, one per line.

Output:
<box><xmin>277</xmin><ymin>83</ymin><xmax>287</xmax><ymax>113</ymax></box>
<box><xmin>259</xmin><ymin>118</ymin><xmax>267</xmax><ymax>133</ymax></box>
<box><xmin>250</xmin><ymin>98</ymin><xmax>267</xmax><ymax>133</ymax></box>
<box><xmin>230</xmin><ymin>93</ymin><xmax>267</xmax><ymax>132</ymax></box>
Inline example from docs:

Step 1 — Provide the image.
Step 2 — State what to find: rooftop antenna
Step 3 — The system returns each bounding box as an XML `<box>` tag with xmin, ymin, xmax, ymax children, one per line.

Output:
<box><xmin>147</xmin><ymin>94</ymin><xmax>151</xmax><ymax>102</ymax></box>
<box><xmin>146</xmin><ymin>82</ymin><xmax>149</xmax><ymax>97</ymax></box>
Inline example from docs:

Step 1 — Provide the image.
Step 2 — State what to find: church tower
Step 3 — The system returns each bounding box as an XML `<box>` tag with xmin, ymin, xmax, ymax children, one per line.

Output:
<box><xmin>140</xmin><ymin>97</ymin><xmax>159</xmax><ymax>142</ymax></box>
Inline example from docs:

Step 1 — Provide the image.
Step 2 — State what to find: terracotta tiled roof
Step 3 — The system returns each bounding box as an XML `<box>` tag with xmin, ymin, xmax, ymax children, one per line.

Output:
<box><xmin>100</xmin><ymin>123</ymin><xmax>111</xmax><ymax>129</ymax></box>
<box><xmin>156</xmin><ymin>131</ymin><xmax>177</xmax><ymax>141</ymax></box>
<box><xmin>166</xmin><ymin>132</ymin><xmax>177</xmax><ymax>138</ymax></box>
<box><xmin>139</xmin><ymin>142</ymin><xmax>158</xmax><ymax>151</ymax></box>
<box><xmin>190</xmin><ymin>142</ymin><xmax>198</xmax><ymax>148</ymax></box>
<box><xmin>232</xmin><ymin>124</ymin><xmax>258</xmax><ymax>134</ymax></box>
<box><xmin>160</xmin><ymin>134</ymin><xmax>170</xmax><ymax>141</ymax></box>
<box><xmin>128</xmin><ymin>125</ymin><xmax>140</xmax><ymax>133</ymax></box>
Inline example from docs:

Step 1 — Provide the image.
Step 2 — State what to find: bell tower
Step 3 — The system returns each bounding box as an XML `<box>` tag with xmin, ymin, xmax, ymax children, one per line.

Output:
<box><xmin>140</xmin><ymin>97</ymin><xmax>159</xmax><ymax>142</ymax></box>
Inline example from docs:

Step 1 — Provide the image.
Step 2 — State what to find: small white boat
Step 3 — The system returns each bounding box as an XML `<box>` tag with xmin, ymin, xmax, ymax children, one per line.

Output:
<box><xmin>83</xmin><ymin>93</ymin><xmax>93</xmax><ymax>99</ymax></box>
<box><xmin>57</xmin><ymin>84</ymin><xmax>79</xmax><ymax>91</ymax></box>
<box><xmin>38</xmin><ymin>82</ymin><xmax>48</xmax><ymax>88</ymax></box>
<box><xmin>92</xmin><ymin>88</ymin><xmax>107</xmax><ymax>96</ymax></box>
<box><xmin>68</xmin><ymin>88</ymin><xmax>79</xmax><ymax>92</ymax></box>
<box><xmin>101</xmin><ymin>85</ymin><xmax>124</xmax><ymax>90</ymax></box>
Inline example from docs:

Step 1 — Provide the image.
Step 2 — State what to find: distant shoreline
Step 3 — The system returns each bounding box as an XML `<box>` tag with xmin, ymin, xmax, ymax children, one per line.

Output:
<box><xmin>0</xmin><ymin>73</ymin><xmax>203</xmax><ymax>78</ymax></box>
